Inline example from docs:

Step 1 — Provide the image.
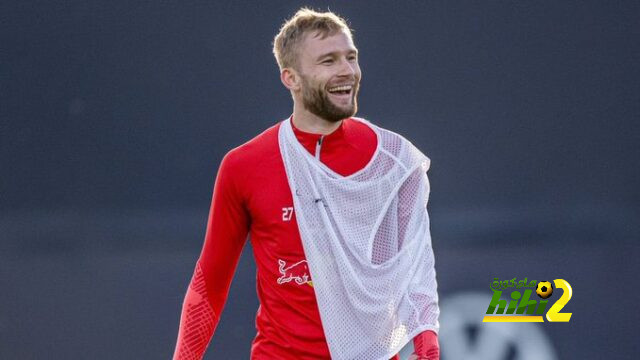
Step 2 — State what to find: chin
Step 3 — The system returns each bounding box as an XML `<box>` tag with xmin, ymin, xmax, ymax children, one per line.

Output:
<box><xmin>331</xmin><ymin>102</ymin><xmax>357</xmax><ymax>119</ymax></box>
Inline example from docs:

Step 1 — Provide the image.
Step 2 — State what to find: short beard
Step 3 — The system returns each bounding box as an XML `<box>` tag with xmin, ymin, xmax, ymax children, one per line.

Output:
<box><xmin>300</xmin><ymin>76</ymin><xmax>359</xmax><ymax>123</ymax></box>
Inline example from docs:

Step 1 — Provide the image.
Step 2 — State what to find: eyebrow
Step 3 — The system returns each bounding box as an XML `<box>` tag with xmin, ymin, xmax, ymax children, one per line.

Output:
<box><xmin>316</xmin><ymin>49</ymin><xmax>358</xmax><ymax>61</ymax></box>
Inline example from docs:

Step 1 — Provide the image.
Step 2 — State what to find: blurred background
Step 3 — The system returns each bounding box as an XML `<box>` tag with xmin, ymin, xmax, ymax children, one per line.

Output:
<box><xmin>2</xmin><ymin>1</ymin><xmax>638</xmax><ymax>359</ymax></box>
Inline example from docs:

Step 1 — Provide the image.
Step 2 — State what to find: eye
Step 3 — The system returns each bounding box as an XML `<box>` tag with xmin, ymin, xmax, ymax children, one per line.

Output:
<box><xmin>321</xmin><ymin>59</ymin><xmax>334</xmax><ymax>65</ymax></box>
<box><xmin>348</xmin><ymin>55</ymin><xmax>357</xmax><ymax>62</ymax></box>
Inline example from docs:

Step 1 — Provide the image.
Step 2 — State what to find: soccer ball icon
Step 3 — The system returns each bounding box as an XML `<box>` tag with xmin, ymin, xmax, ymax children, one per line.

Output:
<box><xmin>536</xmin><ymin>281</ymin><xmax>553</xmax><ymax>299</ymax></box>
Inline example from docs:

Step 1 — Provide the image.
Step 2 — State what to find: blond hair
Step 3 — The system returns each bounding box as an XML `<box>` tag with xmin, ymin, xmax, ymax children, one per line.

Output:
<box><xmin>273</xmin><ymin>8</ymin><xmax>353</xmax><ymax>71</ymax></box>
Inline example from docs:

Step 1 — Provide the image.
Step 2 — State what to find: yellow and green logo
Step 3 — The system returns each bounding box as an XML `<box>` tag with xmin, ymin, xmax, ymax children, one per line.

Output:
<box><xmin>483</xmin><ymin>278</ymin><xmax>573</xmax><ymax>323</ymax></box>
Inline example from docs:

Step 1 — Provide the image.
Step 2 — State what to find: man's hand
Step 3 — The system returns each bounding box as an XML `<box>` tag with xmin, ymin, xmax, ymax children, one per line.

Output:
<box><xmin>410</xmin><ymin>330</ymin><xmax>439</xmax><ymax>360</ymax></box>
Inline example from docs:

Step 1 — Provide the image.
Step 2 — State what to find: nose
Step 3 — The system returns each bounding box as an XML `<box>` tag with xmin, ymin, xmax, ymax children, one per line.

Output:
<box><xmin>337</xmin><ymin>57</ymin><xmax>357</xmax><ymax>77</ymax></box>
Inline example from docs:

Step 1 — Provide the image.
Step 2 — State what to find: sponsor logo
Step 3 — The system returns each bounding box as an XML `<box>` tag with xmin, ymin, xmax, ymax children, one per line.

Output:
<box><xmin>277</xmin><ymin>259</ymin><xmax>313</xmax><ymax>287</ymax></box>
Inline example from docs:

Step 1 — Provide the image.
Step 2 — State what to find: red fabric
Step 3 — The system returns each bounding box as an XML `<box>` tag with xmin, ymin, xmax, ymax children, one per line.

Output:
<box><xmin>412</xmin><ymin>330</ymin><xmax>440</xmax><ymax>359</ymax></box>
<box><xmin>173</xmin><ymin>262</ymin><xmax>218</xmax><ymax>360</ymax></box>
<box><xmin>173</xmin><ymin>118</ymin><xmax>436</xmax><ymax>359</ymax></box>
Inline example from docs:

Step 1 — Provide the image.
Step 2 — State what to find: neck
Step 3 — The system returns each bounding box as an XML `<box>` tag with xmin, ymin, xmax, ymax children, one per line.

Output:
<box><xmin>291</xmin><ymin>101</ymin><xmax>343</xmax><ymax>135</ymax></box>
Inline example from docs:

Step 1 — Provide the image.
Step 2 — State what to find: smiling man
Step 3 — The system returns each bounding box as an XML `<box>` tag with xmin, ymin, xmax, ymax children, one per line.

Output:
<box><xmin>173</xmin><ymin>8</ymin><xmax>440</xmax><ymax>360</ymax></box>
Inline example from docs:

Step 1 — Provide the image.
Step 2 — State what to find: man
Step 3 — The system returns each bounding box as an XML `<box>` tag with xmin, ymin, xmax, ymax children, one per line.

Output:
<box><xmin>173</xmin><ymin>8</ymin><xmax>440</xmax><ymax>360</ymax></box>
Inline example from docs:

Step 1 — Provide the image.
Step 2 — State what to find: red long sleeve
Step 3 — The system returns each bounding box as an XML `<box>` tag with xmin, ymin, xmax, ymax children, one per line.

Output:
<box><xmin>412</xmin><ymin>330</ymin><xmax>440</xmax><ymax>359</ymax></box>
<box><xmin>173</xmin><ymin>153</ymin><xmax>250</xmax><ymax>359</ymax></box>
<box><xmin>172</xmin><ymin>262</ymin><xmax>218</xmax><ymax>360</ymax></box>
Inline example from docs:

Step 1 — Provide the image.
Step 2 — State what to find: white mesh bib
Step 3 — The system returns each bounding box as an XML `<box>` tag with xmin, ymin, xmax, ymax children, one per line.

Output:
<box><xmin>278</xmin><ymin>117</ymin><xmax>439</xmax><ymax>360</ymax></box>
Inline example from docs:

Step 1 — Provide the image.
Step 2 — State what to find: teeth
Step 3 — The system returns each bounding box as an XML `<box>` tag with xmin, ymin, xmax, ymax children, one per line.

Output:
<box><xmin>328</xmin><ymin>85</ymin><xmax>352</xmax><ymax>92</ymax></box>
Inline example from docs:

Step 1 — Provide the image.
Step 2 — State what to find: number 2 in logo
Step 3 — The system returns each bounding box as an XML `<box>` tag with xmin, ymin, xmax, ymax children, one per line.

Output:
<box><xmin>546</xmin><ymin>279</ymin><xmax>573</xmax><ymax>322</ymax></box>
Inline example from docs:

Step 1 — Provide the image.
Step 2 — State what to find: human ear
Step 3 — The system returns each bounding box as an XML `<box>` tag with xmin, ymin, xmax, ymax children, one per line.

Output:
<box><xmin>280</xmin><ymin>68</ymin><xmax>301</xmax><ymax>91</ymax></box>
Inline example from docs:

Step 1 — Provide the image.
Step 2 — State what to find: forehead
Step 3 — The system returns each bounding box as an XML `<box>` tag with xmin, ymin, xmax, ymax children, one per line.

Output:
<box><xmin>298</xmin><ymin>30</ymin><xmax>357</xmax><ymax>59</ymax></box>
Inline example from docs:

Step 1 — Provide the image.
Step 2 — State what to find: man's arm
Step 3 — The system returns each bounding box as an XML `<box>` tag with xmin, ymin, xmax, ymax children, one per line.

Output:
<box><xmin>173</xmin><ymin>152</ymin><xmax>250</xmax><ymax>360</ymax></box>
<box><xmin>410</xmin><ymin>330</ymin><xmax>440</xmax><ymax>360</ymax></box>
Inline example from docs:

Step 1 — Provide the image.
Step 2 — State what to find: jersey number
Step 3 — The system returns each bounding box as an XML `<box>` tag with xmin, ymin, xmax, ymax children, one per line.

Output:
<box><xmin>282</xmin><ymin>207</ymin><xmax>294</xmax><ymax>221</ymax></box>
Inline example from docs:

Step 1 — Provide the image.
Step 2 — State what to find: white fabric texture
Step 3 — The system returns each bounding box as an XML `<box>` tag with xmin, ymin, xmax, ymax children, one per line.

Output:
<box><xmin>278</xmin><ymin>117</ymin><xmax>439</xmax><ymax>360</ymax></box>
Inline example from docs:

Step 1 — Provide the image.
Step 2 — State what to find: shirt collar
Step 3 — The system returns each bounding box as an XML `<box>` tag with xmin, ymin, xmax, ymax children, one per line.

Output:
<box><xmin>290</xmin><ymin>116</ymin><xmax>347</xmax><ymax>154</ymax></box>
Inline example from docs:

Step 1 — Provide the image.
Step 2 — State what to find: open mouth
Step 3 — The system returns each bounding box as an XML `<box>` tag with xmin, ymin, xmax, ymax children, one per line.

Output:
<box><xmin>327</xmin><ymin>85</ymin><xmax>353</xmax><ymax>99</ymax></box>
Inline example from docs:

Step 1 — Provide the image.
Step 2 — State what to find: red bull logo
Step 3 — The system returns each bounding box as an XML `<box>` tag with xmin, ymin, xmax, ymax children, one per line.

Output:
<box><xmin>277</xmin><ymin>259</ymin><xmax>313</xmax><ymax>287</ymax></box>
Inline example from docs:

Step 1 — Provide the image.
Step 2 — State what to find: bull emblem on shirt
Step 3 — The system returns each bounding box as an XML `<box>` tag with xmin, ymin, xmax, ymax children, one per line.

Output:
<box><xmin>277</xmin><ymin>259</ymin><xmax>313</xmax><ymax>287</ymax></box>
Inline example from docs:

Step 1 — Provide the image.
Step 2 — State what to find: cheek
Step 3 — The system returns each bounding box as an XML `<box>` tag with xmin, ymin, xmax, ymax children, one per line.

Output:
<box><xmin>311</xmin><ymin>75</ymin><xmax>329</xmax><ymax>90</ymax></box>
<box><xmin>309</xmin><ymin>67</ymin><xmax>333</xmax><ymax>82</ymax></box>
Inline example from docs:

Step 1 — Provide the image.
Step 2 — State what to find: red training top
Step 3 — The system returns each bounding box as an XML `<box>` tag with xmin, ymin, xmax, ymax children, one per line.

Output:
<box><xmin>173</xmin><ymin>117</ymin><xmax>437</xmax><ymax>359</ymax></box>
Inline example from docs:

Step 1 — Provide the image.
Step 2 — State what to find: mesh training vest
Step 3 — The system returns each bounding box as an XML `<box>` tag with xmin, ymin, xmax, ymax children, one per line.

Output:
<box><xmin>278</xmin><ymin>117</ymin><xmax>439</xmax><ymax>360</ymax></box>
